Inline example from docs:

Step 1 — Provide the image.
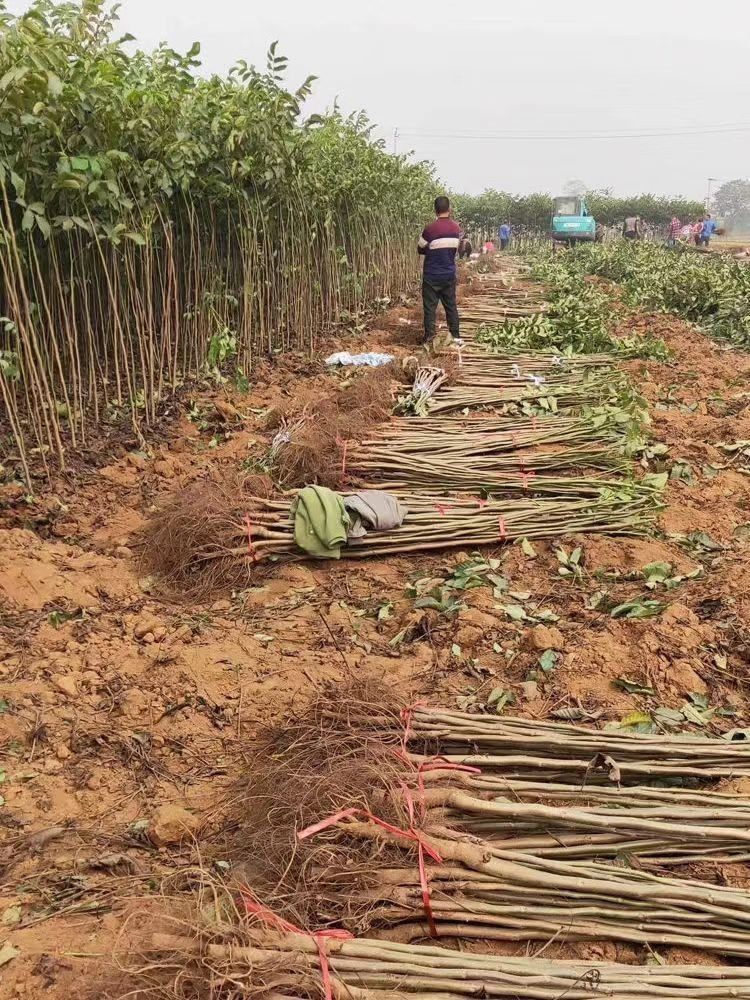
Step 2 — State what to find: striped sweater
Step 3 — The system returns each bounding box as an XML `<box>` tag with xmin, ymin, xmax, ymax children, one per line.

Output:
<box><xmin>418</xmin><ymin>217</ymin><xmax>461</xmax><ymax>282</ymax></box>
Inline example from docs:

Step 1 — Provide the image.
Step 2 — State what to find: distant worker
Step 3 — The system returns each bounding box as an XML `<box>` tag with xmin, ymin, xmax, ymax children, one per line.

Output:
<box><xmin>692</xmin><ymin>219</ymin><xmax>704</xmax><ymax>245</ymax></box>
<box><xmin>418</xmin><ymin>195</ymin><xmax>462</xmax><ymax>347</ymax></box>
<box><xmin>623</xmin><ymin>215</ymin><xmax>642</xmax><ymax>240</ymax></box>
<box><xmin>699</xmin><ymin>213</ymin><xmax>718</xmax><ymax>247</ymax></box>
<box><xmin>595</xmin><ymin>222</ymin><xmax>606</xmax><ymax>244</ymax></box>
<box><xmin>458</xmin><ymin>230</ymin><xmax>473</xmax><ymax>260</ymax></box>
<box><xmin>666</xmin><ymin>216</ymin><xmax>681</xmax><ymax>247</ymax></box>
<box><xmin>483</xmin><ymin>239</ymin><xmax>496</xmax><ymax>254</ymax></box>
<box><xmin>498</xmin><ymin>222</ymin><xmax>511</xmax><ymax>250</ymax></box>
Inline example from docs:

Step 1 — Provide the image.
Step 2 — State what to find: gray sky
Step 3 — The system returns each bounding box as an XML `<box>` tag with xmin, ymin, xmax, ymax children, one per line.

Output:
<box><xmin>11</xmin><ymin>0</ymin><xmax>750</xmax><ymax>198</ymax></box>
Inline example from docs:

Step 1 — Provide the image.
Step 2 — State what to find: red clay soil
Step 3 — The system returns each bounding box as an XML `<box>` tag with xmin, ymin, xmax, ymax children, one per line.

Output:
<box><xmin>4</xmin><ymin>271</ymin><xmax>750</xmax><ymax>996</ymax></box>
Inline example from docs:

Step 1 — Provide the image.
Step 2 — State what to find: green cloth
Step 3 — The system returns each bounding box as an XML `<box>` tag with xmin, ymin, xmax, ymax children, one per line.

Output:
<box><xmin>293</xmin><ymin>485</ymin><xmax>350</xmax><ymax>559</ymax></box>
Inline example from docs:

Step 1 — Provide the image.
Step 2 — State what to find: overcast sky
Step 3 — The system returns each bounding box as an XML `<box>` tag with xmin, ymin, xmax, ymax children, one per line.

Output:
<box><xmin>10</xmin><ymin>0</ymin><xmax>750</xmax><ymax>199</ymax></box>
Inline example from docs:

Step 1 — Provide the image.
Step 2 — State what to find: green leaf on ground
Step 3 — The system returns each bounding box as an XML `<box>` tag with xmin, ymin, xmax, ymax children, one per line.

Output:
<box><xmin>687</xmin><ymin>691</ymin><xmax>710</xmax><ymax>711</ymax></box>
<box><xmin>535</xmin><ymin>610</ymin><xmax>561</xmax><ymax>623</ymax></box>
<box><xmin>610</xmin><ymin>598</ymin><xmax>666</xmax><ymax>619</ymax></box>
<box><xmin>487</xmin><ymin>687</ymin><xmax>515</xmax><ymax>713</ymax></box>
<box><xmin>617</xmin><ymin>710</ymin><xmax>655</xmax><ymax>733</ymax></box>
<box><xmin>642</xmin><ymin>561</ymin><xmax>673</xmax><ymax>586</ymax></box>
<box><xmin>642</xmin><ymin>472</ymin><xmax>669</xmax><ymax>491</ymax></box>
<box><xmin>539</xmin><ymin>650</ymin><xmax>558</xmax><ymax>673</ymax></box>
<box><xmin>653</xmin><ymin>707</ymin><xmax>686</xmax><ymax>726</ymax></box>
<box><xmin>519</xmin><ymin>537</ymin><xmax>537</xmax><ymax>558</ymax></box>
<box><xmin>47</xmin><ymin>607</ymin><xmax>85</xmax><ymax>628</ymax></box>
<box><xmin>585</xmin><ymin>590</ymin><xmax>609</xmax><ymax>610</ymax></box>
<box><xmin>498</xmin><ymin>604</ymin><xmax>527</xmax><ymax>622</ymax></box>
<box><xmin>615</xmin><ymin>676</ymin><xmax>655</xmax><ymax>696</ymax></box>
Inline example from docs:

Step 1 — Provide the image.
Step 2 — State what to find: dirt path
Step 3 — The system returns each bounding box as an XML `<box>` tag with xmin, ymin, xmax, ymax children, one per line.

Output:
<box><xmin>3</xmin><ymin>259</ymin><xmax>750</xmax><ymax>996</ymax></box>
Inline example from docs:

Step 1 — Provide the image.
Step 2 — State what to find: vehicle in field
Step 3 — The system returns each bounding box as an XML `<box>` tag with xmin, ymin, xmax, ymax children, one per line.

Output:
<box><xmin>550</xmin><ymin>195</ymin><xmax>596</xmax><ymax>243</ymax></box>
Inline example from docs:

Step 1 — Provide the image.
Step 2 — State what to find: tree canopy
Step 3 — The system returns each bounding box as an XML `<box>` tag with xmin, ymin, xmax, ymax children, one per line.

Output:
<box><xmin>451</xmin><ymin>189</ymin><xmax>705</xmax><ymax>237</ymax></box>
<box><xmin>714</xmin><ymin>179</ymin><xmax>750</xmax><ymax>233</ymax></box>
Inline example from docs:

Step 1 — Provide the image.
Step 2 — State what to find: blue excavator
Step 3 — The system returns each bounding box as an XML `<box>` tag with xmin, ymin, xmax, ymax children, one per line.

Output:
<box><xmin>550</xmin><ymin>195</ymin><xmax>596</xmax><ymax>244</ymax></box>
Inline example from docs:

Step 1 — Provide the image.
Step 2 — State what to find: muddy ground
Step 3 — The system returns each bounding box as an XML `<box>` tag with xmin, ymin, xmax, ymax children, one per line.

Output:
<box><xmin>3</xmin><ymin>262</ymin><xmax>750</xmax><ymax>996</ymax></box>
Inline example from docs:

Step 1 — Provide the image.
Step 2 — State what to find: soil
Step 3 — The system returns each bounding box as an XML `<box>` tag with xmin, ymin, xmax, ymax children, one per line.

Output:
<box><xmin>3</xmin><ymin>262</ymin><xmax>750</xmax><ymax>997</ymax></box>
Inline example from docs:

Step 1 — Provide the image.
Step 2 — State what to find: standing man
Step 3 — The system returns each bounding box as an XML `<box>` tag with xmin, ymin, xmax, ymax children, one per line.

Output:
<box><xmin>666</xmin><ymin>216</ymin><xmax>681</xmax><ymax>247</ymax></box>
<box><xmin>623</xmin><ymin>215</ymin><xmax>642</xmax><ymax>240</ymax></box>
<box><xmin>419</xmin><ymin>196</ymin><xmax>462</xmax><ymax>347</ymax></box>
<box><xmin>498</xmin><ymin>221</ymin><xmax>511</xmax><ymax>250</ymax></box>
<box><xmin>699</xmin><ymin>214</ymin><xmax>718</xmax><ymax>247</ymax></box>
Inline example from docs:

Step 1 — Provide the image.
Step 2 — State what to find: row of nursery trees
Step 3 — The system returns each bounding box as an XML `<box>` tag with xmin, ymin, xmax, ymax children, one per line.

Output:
<box><xmin>0</xmin><ymin>0</ymin><xmax>437</xmax><ymax>481</ymax></box>
<box><xmin>452</xmin><ymin>191</ymin><xmax>706</xmax><ymax>240</ymax></box>
<box><xmin>0</xmin><ymin>0</ymin><xmax>708</xmax><ymax>483</ymax></box>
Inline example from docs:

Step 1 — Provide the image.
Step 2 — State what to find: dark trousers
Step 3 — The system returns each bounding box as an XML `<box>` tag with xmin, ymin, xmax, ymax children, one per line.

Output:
<box><xmin>500</xmin><ymin>238</ymin><xmax>509</xmax><ymax>250</ymax></box>
<box><xmin>422</xmin><ymin>278</ymin><xmax>460</xmax><ymax>341</ymax></box>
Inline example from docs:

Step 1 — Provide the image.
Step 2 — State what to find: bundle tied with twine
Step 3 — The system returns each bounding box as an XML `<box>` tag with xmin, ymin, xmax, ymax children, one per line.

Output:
<box><xmin>203</xmin><ymin>687</ymin><xmax>750</xmax><ymax>956</ymax></box>
<box><xmin>415</xmin><ymin>769</ymin><xmax>750</xmax><ymax>865</ymax></box>
<box><xmin>127</xmin><ymin>925</ymin><xmax>750</xmax><ymax>1000</ymax></box>
<box><xmin>266</xmin><ymin>365</ymin><xmax>397</xmax><ymax>490</ymax></box>
<box><xmin>396</xmin><ymin>707</ymin><xmax>750</xmax><ymax>782</ymax></box>
<box><xmin>118</xmin><ymin>688</ymin><xmax>750</xmax><ymax>997</ymax></box>
<box><xmin>141</xmin><ymin>478</ymin><xmax>658</xmax><ymax>597</ymax></box>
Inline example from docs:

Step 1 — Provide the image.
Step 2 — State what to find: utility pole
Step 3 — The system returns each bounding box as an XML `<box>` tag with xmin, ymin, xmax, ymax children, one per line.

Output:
<box><xmin>392</xmin><ymin>127</ymin><xmax>399</xmax><ymax>155</ymax></box>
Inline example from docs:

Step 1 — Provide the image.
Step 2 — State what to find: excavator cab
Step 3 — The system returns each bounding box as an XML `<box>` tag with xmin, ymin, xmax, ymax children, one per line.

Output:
<box><xmin>551</xmin><ymin>196</ymin><xmax>596</xmax><ymax>243</ymax></box>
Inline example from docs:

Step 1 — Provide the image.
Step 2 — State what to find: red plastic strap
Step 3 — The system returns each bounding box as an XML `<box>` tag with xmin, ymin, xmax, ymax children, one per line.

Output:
<box><xmin>298</xmin><ymin>806</ymin><xmax>442</xmax><ymax>864</ymax></box>
<box><xmin>399</xmin><ymin>781</ymin><xmax>438</xmax><ymax>937</ymax></box>
<box><xmin>498</xmin><ymin>516</ymin><xmax>507</xmax><ymax>540</ymax></box>
<box><xmin>467</xmin><ymin>495</ymin><xmax>489</xmax><ymax>509</ymax></box>
<box><xmin>520</xmin><ymin>470</ymin><xmax>536</xmax><ymax>490</ymax></box>
<box><xmin>414</xmin><ymin>758</ymin><xmax>482</xmax><ymax>802</ymax></box>
<box><xmin>240</xmin><ymin>890</ymin><xmax>352</xmax><ymax>1000</ymax></box>
<box><xmin>531</xmin><ymin>415</ymin><xmax>539</xmax><ymax>431</ymax></box>
<box><xmin>434</xmin><ymin>503</ymin><xmax>452</xmax><ymax>517</ymax></box>
<box><xmin>399</xmin><ymin>700</ymin><xmax>427</xmax><ymax>751</ymax></box>
<box><xmin>399</xmin><ymin>758</ymin><xmax>481</xmax><ymax>938</ymax></box>
<box><xmin>299</xmin><ymin>802</ymin><xmax>443</xmax><ymax>941</ymax></box>
<box><xmin>313</xmin><ymin>928</ymin><xmax>354</xmax><ymax>1000</ymax></box>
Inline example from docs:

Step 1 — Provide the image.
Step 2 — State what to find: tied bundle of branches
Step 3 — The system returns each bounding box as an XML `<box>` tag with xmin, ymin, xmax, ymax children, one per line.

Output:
<box><xmin>399</xmin><ymin>708</ymin><xmax>750</xmax><ymax>782</ymax></box>
<box><xmin>459</xmin><ymin>291</ymin><xmax>550</xmax><ymax>326</ymax></box>
<box><xmin>394</xmin><ymin>367</ymin><xmax>448</xmax><ymax>416</ymax></box>
<box><xmin>269</xmin><ymin>367</ymin><xmax>396</xmax><ymax>489</ymax></box>
<box><xmin>429</xmin><ymin>368</ymin><xmax>618</xmax><ymax>414</ymax></box>
<box><xmin>449</xmin><ymin>347</ymin><xmax>612</xmax><ymax>371</ymax></box>
<box><xmin>213</xmin><ymin>683</ymin><xmax>411</xmax><ymax>929</ymax></box>
<box><xmin>353</xmin><ymin>475</ymin><xmax>660</xmax><ymax>501</ymax></box>
<box><xmin>295</xmin><ymin>814</ymin><xmax>750</xmax><ymax>956</ymax></box>
<box><xmin>204</xmin><ymin>691</ymin><xmax>750</xmax><ymax>959</ymax></box>
<box><xmin>129</xmin><ymin>927</ymin><xmax>750</xmax><ymax>1000</ymax></box>
<box><xmin>353</xmin><ymin>445</ymin><xmax>630</xmax><ymax>488</ymax></box>
<box><xmin>370</xmin><ymin>413</ymin><xmax>630</xmax><ymax>455</ymax></box>
<box><xmin>143</xmin><ymin>483</ymin><xmax>658</xmax><ymax>594</ymax></box>
<box><xmin>417</xmin><ymin>771</ymin><xmax>750</xmax><ymax>864</ymax></box>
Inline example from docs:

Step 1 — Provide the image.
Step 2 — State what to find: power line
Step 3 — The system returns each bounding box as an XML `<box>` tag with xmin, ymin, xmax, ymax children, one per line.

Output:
<box><xmin>396</xmin><ymin>122</ymin><xmax>750</xmax><ymax>141</ymax></box>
